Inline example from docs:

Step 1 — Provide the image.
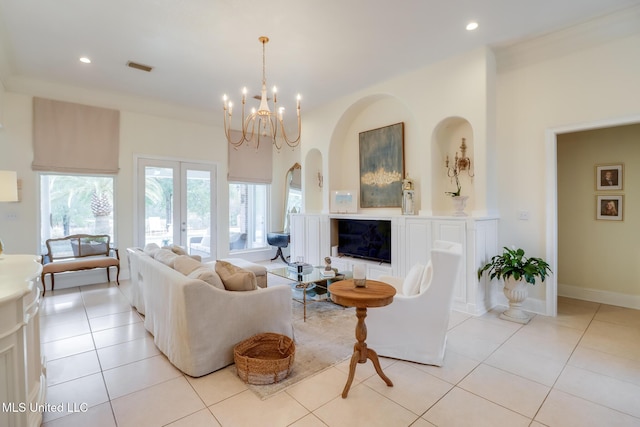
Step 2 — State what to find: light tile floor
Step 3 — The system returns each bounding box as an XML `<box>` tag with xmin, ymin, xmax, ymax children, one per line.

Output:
<box><xmin>39</xmin><ymin>282</ymin><xmax>640</xmax><ymax>427</ymax></box>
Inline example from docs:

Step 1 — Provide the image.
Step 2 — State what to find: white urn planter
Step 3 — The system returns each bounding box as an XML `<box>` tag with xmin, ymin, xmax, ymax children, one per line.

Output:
<box><xmin>451</xmin><ymin>195</ymin><xmax>469</xmax><ymax>217</ymax></box>
<box><xmin>500</xmin><ymin>277</ymin><xmax>532</xmax><ymax>324</ymax></box>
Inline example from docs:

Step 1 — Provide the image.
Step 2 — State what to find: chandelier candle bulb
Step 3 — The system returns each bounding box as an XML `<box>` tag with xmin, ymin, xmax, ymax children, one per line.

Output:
<box><xmin>222</xmin><ymin>36</ymin><xmax>301</xmax><ymax>150</ymax></box>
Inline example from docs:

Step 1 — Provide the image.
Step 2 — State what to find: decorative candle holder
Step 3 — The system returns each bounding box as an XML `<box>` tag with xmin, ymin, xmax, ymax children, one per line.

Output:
<box><xmin>353</xmin><ymin>264</ymin><xmax>366</xmax><ymax>287</ymax></box>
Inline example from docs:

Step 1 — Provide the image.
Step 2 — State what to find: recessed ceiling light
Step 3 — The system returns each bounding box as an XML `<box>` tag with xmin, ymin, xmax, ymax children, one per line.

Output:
<box><xmin>79</xmin><ymin>57</ymin><xmax>91</xmax><ymax>64</ymax></box>
<box><xmin>466</xmin><ymin>22</ymin><xmax>479</xmax><ymax>31</ymax></box>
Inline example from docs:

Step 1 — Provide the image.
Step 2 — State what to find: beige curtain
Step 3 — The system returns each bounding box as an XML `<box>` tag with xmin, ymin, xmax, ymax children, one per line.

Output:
<box><xmin>227</xmin><ymin>130</ymin><xmax>273</xmax><ymax>183</ymax></box>
<box><xmin>32</xmin><ymin>98</ymin><xmax>120</xmax><ymax>174</ymax></box>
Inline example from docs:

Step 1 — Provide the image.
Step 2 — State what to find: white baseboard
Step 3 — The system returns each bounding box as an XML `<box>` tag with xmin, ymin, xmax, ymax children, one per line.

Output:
<box><xmin>558</xmin><ymin>282</ymin><xmax>640</xmax><ymax>310</ymax></box>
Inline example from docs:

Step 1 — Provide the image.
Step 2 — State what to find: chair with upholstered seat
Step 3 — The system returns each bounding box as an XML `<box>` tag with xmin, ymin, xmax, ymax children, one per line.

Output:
<box><xmin>366</xmin><ymin>240</ymin><xmax>463</xmax><ymax>366</ymax></box>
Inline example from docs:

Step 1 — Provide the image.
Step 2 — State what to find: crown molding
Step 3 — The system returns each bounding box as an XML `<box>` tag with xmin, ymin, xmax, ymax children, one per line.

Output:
<box><xmin>495</xmin><ymin>5</ymin><xmax>640</xmax><ymax>72</ymax></box>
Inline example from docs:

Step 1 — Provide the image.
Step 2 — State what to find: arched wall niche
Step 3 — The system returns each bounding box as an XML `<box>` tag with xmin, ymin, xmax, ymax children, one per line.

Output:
<box><xmin>304</xmin><ymin>148</ymin><xmax>323</xmax><ymax>213</ymax></box>
<box><xmin>432</xmin><ymin>116</ymin><xmax>475</xmax><ymax>215</ymax></box>
<box><xmin>327</xmin><ymin>94</ymin><xmax>418</xmax><ymax>215</ymax></box>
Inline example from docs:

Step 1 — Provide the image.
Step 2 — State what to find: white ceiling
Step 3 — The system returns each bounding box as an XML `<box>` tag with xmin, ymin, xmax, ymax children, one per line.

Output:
<box><xmin>0</xmin><ymin>0</ymin><xmax>638</xmax><ymax>122</ymax></box>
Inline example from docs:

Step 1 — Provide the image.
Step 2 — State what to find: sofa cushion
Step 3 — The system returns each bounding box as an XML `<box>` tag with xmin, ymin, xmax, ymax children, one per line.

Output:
<box><xmin>143</xmin><ymin>242</ymin><xmax>161</xmax><ymax>256</ymax></box>
<box><xmin>154</xmin><ymin>248</ymin><xmax>178</xmax><ymax>267</ymax></box>
<box><xmin>402</xmin><ymin>263</ymin><xmax>424</xmax><ymax>296</ymax></box>
<box><xmin>215</xmin><ymin>260</ymin><xmax>257</xmax><ymax>291</ymax></box>
<box><xmin>164</xmin><ymin>244</ymin><xmax>187</xmax><ymax>256</ymax></box>
<box><xmin>174</xmin><ymin>255</ymin><xmax>203</xmax><ymax>276</ymax></box>
<box><xmin>188</xmin><ymin>267</ymin><xmax>225</xmax><ymax>289</ymax></box>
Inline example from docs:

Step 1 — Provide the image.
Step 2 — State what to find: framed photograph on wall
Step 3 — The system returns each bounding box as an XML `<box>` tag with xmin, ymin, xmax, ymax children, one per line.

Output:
<box><xmin>595</xmin><ymin>164</ymin><xmax>623</xmax><ymax>191</ymax></box>
<box><xmin>359</xmin><ymin>122</ymin><xmax>404</xmax><ymax>208</ymax></box>
<box><xmin>596</xmin><ymin>195</ymin><xmax>623</xmax><ymax>221</ymax></box>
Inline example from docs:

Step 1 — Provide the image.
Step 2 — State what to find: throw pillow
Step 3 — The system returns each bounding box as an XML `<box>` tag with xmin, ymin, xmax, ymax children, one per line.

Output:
<box><xmin>174</xmin><ymin>255</ymin><xmax>203</xmax><ymax>276</ymax></box>
<box><xmin>154</xmin><ymin>248</ymin><xmax>178</xmax><ymax>268</ymax></box>
<box><xmin>419</xmin><ymin>261</ymin><xmax>434</xmax><ymax>294</ymax></box>
<box><xmin>402</xmin><ymin>263</ymin><xmax>424</xmax><ymax>296</ymax></box>
<box><xmin>163</xmin><ymin>244</ymin><xmax>187</xmax><ymax>256</ymax></box>
<box><xmin>143</xmin><ymin>243</ymin><xmax>161</xmax><ymax>256</ymax></box>
<box><xmin>215</xmin><ymin>260</ymin><xmax>257</xmax><ymax>291</ymax></box>
<box><xmin>188</xmin><ymin>267</ymin><xmax>225</xmax><ymax>289</ymax></box>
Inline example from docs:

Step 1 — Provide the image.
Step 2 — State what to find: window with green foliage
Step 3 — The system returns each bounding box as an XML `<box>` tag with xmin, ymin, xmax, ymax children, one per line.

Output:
<box><xmin>229</xmin><ymin>183</ymin><xmax>268</xmax><ymax>251</ymax></box>
<box><xmin>40</xmin><ymin>174</ymin><xmax>115</xmax><ymax>251</ymax></box>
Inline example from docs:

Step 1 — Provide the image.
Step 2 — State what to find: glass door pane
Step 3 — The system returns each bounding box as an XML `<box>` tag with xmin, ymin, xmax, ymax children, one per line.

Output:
<box><xmin>142</xmin><ymin>164</ymin><xmax>177</xmax><ymax>248</ymax></box>
<box><xmin>182</xmin><ymin>165</ymin><xmax>215</xmax><ymax>259</ymax></box>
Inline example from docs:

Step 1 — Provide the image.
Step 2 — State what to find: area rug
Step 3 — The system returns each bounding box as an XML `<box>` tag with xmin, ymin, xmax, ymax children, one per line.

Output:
<box><xmin>245</xmin><ymin>274</ymin><xmax>357</xmax><ymax>399</ymax></box>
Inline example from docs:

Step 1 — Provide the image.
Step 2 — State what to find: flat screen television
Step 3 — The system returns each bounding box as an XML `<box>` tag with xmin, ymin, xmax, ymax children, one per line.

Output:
<box><xmin>337</xmin><ymin>219</ymin><xmax>391</xmax><ymax>264</ymax></box>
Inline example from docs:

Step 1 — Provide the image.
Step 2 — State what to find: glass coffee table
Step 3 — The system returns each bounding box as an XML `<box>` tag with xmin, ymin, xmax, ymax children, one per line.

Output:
<box><xmin>269</xmin><ymin>267</ymin><xmax>346</xmax><ymax>321</ymax></box>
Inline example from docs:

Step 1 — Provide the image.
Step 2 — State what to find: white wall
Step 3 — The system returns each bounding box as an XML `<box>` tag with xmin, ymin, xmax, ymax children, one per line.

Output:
<box><xmin>300</xmin><ymin>12</ymin><xmax>640</xmax><ymax>313</ymax></box>
<box><xmin>0</xmin><ymin>89</ymin><xmax>300</xmax><ymax>273</ymax></box>
<box><xmin>304</xmin><ymin>47</ymin><xmax>496</xmax><ymax>218</ymax></box>
<box><xmin>496</xmin><ymin>29</ymin><xmax>640</xmax><ymax>306</ymax></box>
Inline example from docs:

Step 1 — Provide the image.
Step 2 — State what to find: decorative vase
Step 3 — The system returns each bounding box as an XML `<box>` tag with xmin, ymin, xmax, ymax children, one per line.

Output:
<box><xmin>451</xmin><ymin>195</ymin><xmax>469</xmax><ymax>217</ymax></box>
<box><xmin>500</xmin><ymin>277</ymin><xmax>532</xmax><ymax>324</ymax></box>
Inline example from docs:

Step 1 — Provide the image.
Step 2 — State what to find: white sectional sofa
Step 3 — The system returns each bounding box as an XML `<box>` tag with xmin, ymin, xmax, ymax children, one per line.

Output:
<box><xmin>126</xmin><ymin>247</ymin><xmax>293</xmax><ymax>377</ymax></box>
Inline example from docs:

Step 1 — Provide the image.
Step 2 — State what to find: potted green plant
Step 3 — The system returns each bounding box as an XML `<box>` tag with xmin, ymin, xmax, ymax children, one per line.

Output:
<box><xmin>478</xmin><ymin>247</ymin><xmax>552</xmax><ymax>324</ymax></box>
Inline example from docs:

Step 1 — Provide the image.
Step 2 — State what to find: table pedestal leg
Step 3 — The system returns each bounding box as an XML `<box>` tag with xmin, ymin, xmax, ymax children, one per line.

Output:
<box><xmin>341</xmin><ymin>307</ymin><xmax>393</xmax><ymax>398</ymax></box>
<box><xmin>270</xmin><ymin>247</ymin><xmax>287</xmax><ymax>263</ymax></box>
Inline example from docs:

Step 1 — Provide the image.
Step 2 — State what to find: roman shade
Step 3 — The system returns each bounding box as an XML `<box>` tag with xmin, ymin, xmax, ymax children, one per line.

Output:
<box><xmin>32</xmin><ymin>98</ymin><xmax>120</xmax><ymax>174</ymax></box>
<box><xmin>227</xmin><ymin>130</ymin><xmax>273</xmax><ymax>184</ymax></box>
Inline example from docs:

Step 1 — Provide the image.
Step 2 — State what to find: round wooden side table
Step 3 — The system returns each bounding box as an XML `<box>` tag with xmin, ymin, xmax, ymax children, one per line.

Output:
<box><xmin>329</xmin><ymin>279</ymin><xmax>396</xmax><ymax>398</ymax></box>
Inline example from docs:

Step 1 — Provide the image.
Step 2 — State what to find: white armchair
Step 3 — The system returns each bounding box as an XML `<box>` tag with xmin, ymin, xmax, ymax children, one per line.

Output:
<box><xmin>367</xmin><ymin>240</ymin><xmax>463</xmax><ymax>366</ymax></box>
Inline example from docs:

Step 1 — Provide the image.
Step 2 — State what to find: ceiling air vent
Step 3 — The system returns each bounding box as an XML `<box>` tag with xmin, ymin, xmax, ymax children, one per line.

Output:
<box><xmin>126</xmin><ymin>61</ymin><xmax>153</xmax><ymax>72</ymax></box>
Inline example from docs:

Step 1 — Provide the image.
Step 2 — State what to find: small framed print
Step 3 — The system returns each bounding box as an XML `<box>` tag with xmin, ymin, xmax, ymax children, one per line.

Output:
<box><xmin>330</xmin><ymin>190</ymin><xmax>357</xmax><ymax>213</ymax></box>
<box><xmin>596</xmin><ymin>164</ymin><xmax>623</xmax><ymax>191</ymax></box>
<box><xmin>596</xmin><ymin>195</ymin><xmax>623</xmax><ymax>221</ymax></box>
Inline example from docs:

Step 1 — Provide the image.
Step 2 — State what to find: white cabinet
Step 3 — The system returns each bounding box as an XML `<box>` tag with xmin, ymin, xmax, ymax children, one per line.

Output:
<box><xmin>328</xmin><ymin>256</ymin><xmax>351</xmax><ymax>273</ymax></box>
<box><xmin>329</xmin><ymin>257</ymin><xmax>392</xmax><ymax>280</ymax></box>
<box><xmin>290</xmin><ymin>214</ymin><xmax>330</xmax><ymax>266</ymax></box>
<box><xmin>401</xmin><ymin>218</ymin><xmax>432</xmax><ymax>275</ymax></box>
<box><xmin>297</xmin><ymin>214</ymin><xmax>499</xmax><ymax>316</ymax></box>
<box><xmin>0</xmin><ymin>255</ymin><xmax>46</xmax><ymax>427</ymax></box>
<box><xmin>365</xmin><ymin>262</ymin><xmax>393</xmax><ymax>280</ymax></box>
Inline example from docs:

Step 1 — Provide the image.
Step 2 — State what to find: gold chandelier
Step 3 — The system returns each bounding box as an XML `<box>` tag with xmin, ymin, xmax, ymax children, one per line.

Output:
<box><xmin>223</xmin><ymin>36</ymin><xmax>301</xmax><ymax>151</ymax></box>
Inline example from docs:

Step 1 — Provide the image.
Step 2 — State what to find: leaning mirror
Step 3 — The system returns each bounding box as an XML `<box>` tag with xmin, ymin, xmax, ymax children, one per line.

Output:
<box><xmin>283</xmin><ymin>162</ymin><xmax>302</xmax><ymax>232</ymax></box>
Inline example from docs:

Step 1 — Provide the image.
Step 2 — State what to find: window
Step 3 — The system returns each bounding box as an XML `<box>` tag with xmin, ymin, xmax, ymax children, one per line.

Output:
<box><xmin>229</xmin><ymin>183</ymin><xmax>268</xmax><ymax>251</ymax></box>
<box><xmin>40</xmin><ymin>174</ymin><xmax>115</xmax><ymax>251</ymax></box>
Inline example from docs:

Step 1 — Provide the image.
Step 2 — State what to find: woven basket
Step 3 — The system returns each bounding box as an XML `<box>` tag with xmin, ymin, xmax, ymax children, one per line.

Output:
<box><xmin>233</xmin><ymin>333</ymin><xmax>296</xmax><ymax>385</ymax></box>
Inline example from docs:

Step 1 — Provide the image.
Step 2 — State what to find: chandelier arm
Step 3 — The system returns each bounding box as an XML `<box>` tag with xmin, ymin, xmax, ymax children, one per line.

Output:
<box><xmin>224</xmin><ymin>113</ymin><xmax>248</xmax><ymax>148</ymax></box>
<box><xmin>243</xmin><ymin>113</ymin><xmax>259</xmax><ymax>147</ymax></box>
<box><xmin>277</xmin><ymin>114</ymin><xmax>302</xmax><ymax>148</ymax></box>
<box><xmin>222</xmin><ymin>36</ymin><xmax>301</xmax><ymax>151</ymax></box>
<box><xmin>225</xmin><ymin>97</ymin><xmax>254</xmax><ymax>148</ymax></box>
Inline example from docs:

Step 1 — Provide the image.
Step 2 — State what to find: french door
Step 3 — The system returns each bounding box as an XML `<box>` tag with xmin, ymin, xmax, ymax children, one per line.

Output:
<box><xmin>137</xmin><ymin>158</ymin><xmax>217</xmax><ymax>260</ymax></box>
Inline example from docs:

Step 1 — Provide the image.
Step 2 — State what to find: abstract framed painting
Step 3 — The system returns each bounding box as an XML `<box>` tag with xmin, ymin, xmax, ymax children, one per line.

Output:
<box><xmin>359</xmin><ymin>122</ymin><xmax>404</xmax><ymax>208</ymax></box>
